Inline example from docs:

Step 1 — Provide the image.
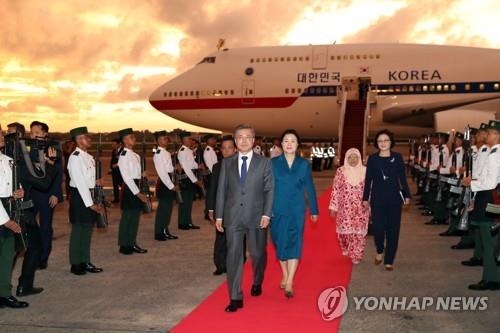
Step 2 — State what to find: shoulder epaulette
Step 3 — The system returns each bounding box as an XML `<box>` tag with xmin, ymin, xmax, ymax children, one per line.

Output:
<box><xmin>121</xmin><ymin>150</ymin><xmax>127</xmax><ymax>156</ymax></box>
<box><xmin>156</xmin><ymin>149</ymin><xmax>161</xmax><ymax>154</ymax></box>
<box><xmin>180</xmin><ymin>147</ymin><xmax>185</xmax><ymax>151</ymax></box>
<box><xmin>490</xmin><ymin>148</ymin><xmax>497</xmax><ymax>154</ymax></box>
<box><xmin>73</xmin><ymin>151</ymin><xmax>80</xmax><ymax>156</ymax></box>
<box><xmin>206</xmin><ymin>147</ymin><xmax>210</xmax><ymax>151</ymax></box>
<box><xmin>481</xmin><ymin>147</ymin><xmax>488</xmax><ymax>152</ymax></box>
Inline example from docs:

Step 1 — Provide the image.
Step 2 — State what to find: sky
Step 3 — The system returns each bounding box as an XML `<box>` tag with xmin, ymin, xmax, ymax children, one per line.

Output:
<box><xmin>1</xmin><ymin>0</ymin><xmax>500</xmax><ymax>133</ymax></box>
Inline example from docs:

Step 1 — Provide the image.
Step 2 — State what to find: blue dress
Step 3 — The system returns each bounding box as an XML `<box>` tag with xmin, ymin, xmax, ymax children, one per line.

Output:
<box><xmin>270</xmin><ymin>155</ymin><xmax>319</xmax><ymax>260</ymax></box>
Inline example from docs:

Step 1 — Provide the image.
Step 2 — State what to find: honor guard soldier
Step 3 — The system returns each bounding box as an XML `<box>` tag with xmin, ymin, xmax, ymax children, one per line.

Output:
<box><xmin>117</xmin><ymin>128</ymin><xmax>148</xmax><ymax>255</ymax></box>
<box><xmin>67</xmin><ymin>127</ymin><xmax>104</xmax><ymax>275</ymax></box>
<box><xmin>177</xmin><ymin>131</ymin><xmax>203</xmax><ymax>230</ymax></box>
<box><xmin>153</xmin><ymin>130</ymin><xmax>179</xmax><ymax>241</ymax></box>
<box><xmin>422</xmin><ymin>133</ymin><xmax>441</xmax><ymax>219</ymax></box>
<box><xmin>0</xmin><ymin>131</ymin><xmax>28</xmax><ymax>308</ymax></box>
<box><xmin>326</xmin><ymin>143</ymin><xmax>335</xmax><ymax>170</ymax></box>
<box><xmin>203</xmin><ymin>134</ymin><xmax>218</xmax><ymax>219</ymax></box>
<box><xmin>427</xmin><ymin>132</ymin><xmax>450</xmax><ymax>225</ymax></box>
<box><xmin>454</xmin><ymin>124</ymin><xmax>488</xmax><ymax>250</ymax></box>
<box><xmin>463</xmin><ymin>120</ymin><xmax>500</xmax><ymax>290</ymax></box>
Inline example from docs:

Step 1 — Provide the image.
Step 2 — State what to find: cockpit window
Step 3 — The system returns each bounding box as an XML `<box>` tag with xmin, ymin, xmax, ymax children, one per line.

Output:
<box><xmin>197</xmin><ymin>56</ymin><xmax>216</xmax><ymax>65</ymax></box>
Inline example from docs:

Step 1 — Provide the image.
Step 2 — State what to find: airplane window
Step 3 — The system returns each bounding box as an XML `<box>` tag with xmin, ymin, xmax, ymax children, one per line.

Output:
<box><xmin>268</xmin><ymin>58</ymin><xmax>272</xmax><ymax>62</ymax></box>
<box><xmin>330</xmin><ymin>56</ymin><xmax>335</xmax><ymax>60</ymax></box>
<box><xmin>465</xmin><ymin>84</ymin><xmax>471</xmax><ymax>91</ymax></box>
<box><xmin>363</xmin><ymin>55</ymin><xmax>367</xmax><ymax>59</ymax></box>
<box><xmin>291</xmin><ymin>88</ymin><xmax>295</xmax><ymax>93</ymax></box>
<box><xmin>495</xmin><ymin>83</ymin><xmax>500</xmax><ymax>90</ymax></box>
<box><xmin>256</xmin><ymin>58</ymin><xmax>260</xmax><ymax>63</ymax></box>
<box><xmin>329</xmin><ymin>87</ymin><xmax>335</xmax><ymax>94</ymax></box>
<box><xmin>286</xmin><ymin>57</ymin><xmax>291</xmax><ymax>61</ymax></box>
<box><xmin>429</xmin><ymin>85</ymin><xmax>435</xmax><ymax>92</ymax></box>
<box><xmin>415</xmin><ymin>86</ymin><xmax>422</xmax><ymax>92</ymax></box>
<box><xmin>184</xmin><ymin>91</ymin><xmax>188</xmax><ymax>96</ymax></box>
<box><xmin>401</xmin><ymin>86</ymin><xmax>408</xmax><ymax>92</ymax></box>
<box><xmin>376</xmin><ymin>54</ymin><xmax>381</xmax><ymax>59</ymax></box>
<box><xmin>408</xmin><ymin>86</ymin><xmax>414</xmax><ymax>92</ymax></box>
<box><xmin>437</xmin><ymin>85</ymin><xmax>442</xmax><ymax>91</ymax></box>
<box><xmin>280</xmin><ymin>57</ymin><xmax>285</xmax><ymax>62</ymax></box>
<box><xmin>249</xmin><ymin>89</ymin><xmax>253</xmax><ymax>94</ymax></box>
<box><xmin>169</xmin><ymin>92</ymin><xmax>172</xmax><ymax>97</ymax></box>
<box><xmin>298</xmin><ymin>88</ymin><xmax>302</xmax><ymax>94</ymax></box>
<box><xmin>423</xmin><ymin>85</ymin><xmax>428</xmax><ymax>92</ymax></box>
<box><xmin>369</xmin><ymin>54</ymin><xmax>374</xmax><ymax>59</ymax></box>
<box><xmin>443</xmin><ymin>85</ymin><xmax>449</xmax><ymax>91</ymax></box>
<box><xmin>250</xmin><ymin>59</ymin><xmax>254</xmax><ymax>63</ymax></box>
<box><xmin>451</xmin><ymin>84</ymin><xmax>456</xmax><ymax>91</ymax></box>
<box><xmin>337</xmin><ymin>56</ymin><xmax>341</xmax><ymax>60</ymax></box>
<box><xmin>262</xmin><ymin>58</ymin><xmax>266</xmax><ymax>63</ymax></box>
<box><xmin>356</xmin><ymin>55</ymin><xmax>361</xmax><ymax>60</ymax></box>
<box><xmin>395</xmin><ymin>86</ymin><xmax>401</xmax><ymax>93</ymax></box>
<box><xmin>322</xmin><ymin>87</ymin><xmax>328</xmax><ymax>94</ymax></box>
<box><xmin>343</xmin><ymin>55</ymin><xmax>348</xmax><ymax>60</ymax></box>
<box><xmin>299</xmin><ymin>57</ymin><xmax>303</xmax><ymax>61</ymax></box>
<box><xmin>230</xmin><ymin>90</ymin><xmax>234</xmax><ymax>95</ymax></box>
<box><xmin>218</xmin><ymin>90</ymin><xmax>223</xmax><ymax>95</ymax></box>
<box><xmin>196</xmin><ymin>91</ymin><xmax>199</xmax><ymax>96</ymax></box>
<box><xmin>224</xmin><ymin>90</ymin><xmax>228</xmax><ymax>95</ymax></box>
<box><xmin>163</xmin><ymin>92</ymin><xmax>167</xmax><ymax>97</ymax></box>
<box><xmin>349</xmin><ymin>55</ymin><xmax>354</xmax><ymax>60</ymax></box>
<box><xmin>180</xmin><ymin>92</ymin><xmax>184</xmax><ymax>97</ymax></box>
<box><xmin>174</xmin><ymin>92</ymin><xmax>177</xmax><ymax>97</ymax></box>
<box><xmin>316</xmin><ymin>87</ymin><xmax>322</xmax><ymax>94</ymax></box>
<box><xmin>479</xmin><ymin>84</ymin><xmax>485</xmax><ymax>90</ymax></box>
<box><xmin>305</xmin><ymin>57</ymin><xmax>310</xmax><ymax>61</ymax></box>
<box><xmin>274</xmin><ymin>57</ymin><xmax>279</xmax><ymax>62</ymax></box>
<box><xmin>285</xmin><ymin>88</ymin><xmax>289</xmax><ymax>94</ymax></box>
<box><xmin>293</xmin><ymin>57</ymin><xmax>297</xmax><ymax>61</ymax></box>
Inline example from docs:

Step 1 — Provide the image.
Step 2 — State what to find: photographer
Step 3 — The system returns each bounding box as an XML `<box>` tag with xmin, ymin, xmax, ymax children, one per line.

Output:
<box><xmin>29</xmin><ymin>121</ymin><xmax>64</xmax><ymax>270</ymax></box>
<box><xmin>4</xmin><ymin>123</ymin><xmax>58</xmax><ymax>298</ymax></box>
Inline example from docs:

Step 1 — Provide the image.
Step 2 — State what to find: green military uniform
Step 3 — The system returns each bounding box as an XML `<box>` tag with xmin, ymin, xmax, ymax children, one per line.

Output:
<box><xmin>468</xmin><ymin>120</ymin><xmax>500</xmax><ymax>290</ymax></box>
<box><xmin>153</xmin><ymin>131</ymin><xmax>178</xmax><ymax>240</ymax></box>
<box><xmin>67</xmin><ymin>127</ymin><xmax>103</xmax><ymax>275</ymax></box>
<box><xmin>176</xmin><ymin>132</ymin><xmax>200</xmax><ymax>230</ymax></box>
<box><xmin>117</xmin><ymin>128</ymin><xmax>148</xmax><ymax>254</ymax></box>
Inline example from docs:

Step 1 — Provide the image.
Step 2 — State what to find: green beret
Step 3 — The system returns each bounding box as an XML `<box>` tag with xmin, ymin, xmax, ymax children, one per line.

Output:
<box><xmin>179</xmin><ymin>131</ymin><xmax>191</xmax><ymax>139</ymax></box>
<box><xmin>70</xmin><ymin>126</ymin><xmax>88</xmax><ymax>139</ymax></box>
<box><xmin>203</xmin><ymin>133</ymin><xmax>216</xmax><ymax>142</ymax></box>
<box><xmin>469</xmin><ymin>127</ymin><xmax>478</xmax><ymax>135</ymax></box>
<box><xmin>154</xmin><ymin>130</ymin><xmax>168</xmax><ymax>140</ymax></box>
<box><xmin>119</xmin><ymin>128</ymin><xmax>134</xmax><ymax>139</ymax></box>
<box><xmin>479</xmin><ymin>123</ymin><xmax>488</xmax><ymax>131</ymax></box>
<box><xmin>454</xmin><ymin>132</ymin><xmax>464</xmax><ymax>140</ymax></box>
<box><xmin>487</xmin><ymin>120</ymin><xmax>500</xmax><ymax>131</ymax></box>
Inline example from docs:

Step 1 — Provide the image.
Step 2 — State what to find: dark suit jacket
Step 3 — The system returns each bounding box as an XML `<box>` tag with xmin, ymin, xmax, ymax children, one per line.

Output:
<box><xmin>215</xmin><ymin>153</ymin><xmax>274</xmax><ymax>228</ymax></box>
<box><xmin>206</xmin><ymin>162</ymin><xmax>221</xmax><ymax>212</ymax></box>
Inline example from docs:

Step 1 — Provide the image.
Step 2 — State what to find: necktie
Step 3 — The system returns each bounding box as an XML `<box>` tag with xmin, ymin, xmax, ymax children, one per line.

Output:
<box><xmin>240</xmin><ymin>156</ymin><xmax>248</xmax><ymax>186</ymax></box>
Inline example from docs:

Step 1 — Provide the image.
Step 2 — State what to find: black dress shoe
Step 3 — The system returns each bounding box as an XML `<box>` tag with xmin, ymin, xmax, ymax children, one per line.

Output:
<box><xmin>132</xmin><ymin>244</ymin><xmax>148</xmax><ymax>254</ymax></box>
<box><xmin>165</xmin><ymin>232</ymin><xmax>178</xmax><ymax>240</ymax></box>
<box><xmin>213</xmin><ymin>268</ymin><xmax>226</xmax><ymax>276</ymax></box>
<box><xmin>462</xmin><ymin>257</ymin><xmax>483</xmax><ymax>266</ymax></box>
<box><xmin>81</xmin><ymin>263</ymin><xmax>103</xmax><ymax>273</ymax></box>
<box><xmin>188</xmin><ymin>224</ymin><xmax>200</xmax><ymax>229</ymax></box>
<box><xmin>0</xmin><ymin>296</ymin><xmax>29</xmax><ymax>308</ymax></box>
<box><xmin>119</xmin><ymin>246</ymin><xmax>134</xmax><ymax>255</ymax></box>
<box><xmin>451</xmin><ymin>242</ymin><xmax>474</xmax><ymax>250</ymax></box>
<box><xmin>251</xmin><ymin>284</ymin><xmax>262</xmax><ymax>296</ymax></box>
<box><xmin>71</xmin><ymin>264</ymin><xmax>87</xmax><ymax>275</ymax></box>
<box><xmin>38</xmin><ymin>261</ymin><xmax>48</xmax><ymax>270</ymax></box>
<box><xmin>468</xmin><ymin>280</ymin><xmax>500</xmax><ymax>290</ymax></box>
<box><xmin>439</xmin><ymin>229</ymin><xmax>462</xmax><ymax>237</ymax></box>
<box><xmin>155</xmin><ymin>234</ymin><xmax>168</xmax><ymax>241</ymax></box>
<box><xmin>225</xmin><ymin>300</ymin><xmax>243</xmax><ymax>312</ymax></box>
<box><xmin>178</xmin><ymin>226</ymin><xmax>191</xmax><ymax>230</ymax></box>
<box><xmin>16</xmin><ymin>286</ymin><xmax>44</xmax><ymax>297</ymax></box>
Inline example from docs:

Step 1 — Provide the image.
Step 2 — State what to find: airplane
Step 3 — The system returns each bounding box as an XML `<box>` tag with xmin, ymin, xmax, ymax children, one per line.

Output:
<box><xmin>149</xmin><ymin>43</ymin><xmax>500</xmax><ymax>139</ymax></box>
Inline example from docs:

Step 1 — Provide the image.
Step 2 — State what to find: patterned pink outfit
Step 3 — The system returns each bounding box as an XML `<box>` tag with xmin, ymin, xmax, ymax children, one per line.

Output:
<box><xmin>329</xmin><ymin>168</ymin><xmax>369</xmax><ymax>264</ymax></box>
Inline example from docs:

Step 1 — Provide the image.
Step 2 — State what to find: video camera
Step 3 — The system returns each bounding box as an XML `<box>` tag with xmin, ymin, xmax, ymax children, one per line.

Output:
<box><xmin>3</xmin><ymin>132</ymin><xmax>62</xmax><ymax>165</ymax></box>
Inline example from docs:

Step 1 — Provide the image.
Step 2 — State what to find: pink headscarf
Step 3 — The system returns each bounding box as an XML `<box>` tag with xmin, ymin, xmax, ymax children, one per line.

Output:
<box><xmin>341</xmin><ymin>148</ymin><xmax>366</xmax><ymax>186</ymax></box>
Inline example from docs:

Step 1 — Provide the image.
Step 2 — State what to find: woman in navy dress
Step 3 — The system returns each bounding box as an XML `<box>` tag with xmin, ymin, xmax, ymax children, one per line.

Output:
<box><xmin>363</xmin><ymin>129</ymin><xmax>411</xmax><ymax>271</ymax></box>
<box><xmin>271</xmin><ymin>129</ymin><xmax>319</xmax><ymax>298</ymax></box>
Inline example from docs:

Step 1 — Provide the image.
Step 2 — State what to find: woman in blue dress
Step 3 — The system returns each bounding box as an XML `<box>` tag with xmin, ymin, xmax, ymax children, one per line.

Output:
<box><xmin>270</xmin><ymin>129</ymin><xmax>319</xmax><ymax>298</ymax></box>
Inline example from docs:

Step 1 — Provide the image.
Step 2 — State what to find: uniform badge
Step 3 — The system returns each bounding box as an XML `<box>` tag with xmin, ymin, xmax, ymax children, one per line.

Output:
<box><xmin>73</xmin><ymin>151</ymin><xmax>80</xmax><ymax>156</ymax></box>
<box><xmin>121</xmin><ymin>150</ymin><xmax>127</xmax><ymax>156</ymax></box>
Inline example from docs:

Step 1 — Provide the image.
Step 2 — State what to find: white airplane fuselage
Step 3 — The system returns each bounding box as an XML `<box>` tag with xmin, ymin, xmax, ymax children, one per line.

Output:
<box><xmin>149</xmin><ymin>44</ymin><xmax>500</xmax><ymax>138</ymax></box>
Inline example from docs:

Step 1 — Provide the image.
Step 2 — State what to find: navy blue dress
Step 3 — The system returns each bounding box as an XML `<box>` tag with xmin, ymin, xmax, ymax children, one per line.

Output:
<box><xmin>270</xmin><ymin>155</ymin><xmax>319</xmax><ymax>260</ymax></box>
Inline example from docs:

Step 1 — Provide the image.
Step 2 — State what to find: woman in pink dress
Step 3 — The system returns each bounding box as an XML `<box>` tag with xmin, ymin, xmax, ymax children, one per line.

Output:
<box><xmin>329</xmin><ymin>148</ymin><xmax>369</xmax><ymax>264</ymax></box>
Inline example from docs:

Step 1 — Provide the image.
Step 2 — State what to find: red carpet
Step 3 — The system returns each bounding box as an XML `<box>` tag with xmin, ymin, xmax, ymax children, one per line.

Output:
<box><xmin>170</xmin><ymin>189</ymin><xmax>353</xmax><ymax>333</ymax></box>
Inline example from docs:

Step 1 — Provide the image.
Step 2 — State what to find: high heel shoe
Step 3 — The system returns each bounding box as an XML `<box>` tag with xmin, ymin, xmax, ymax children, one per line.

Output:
<box><xmin>285</xmin><ymin>290</ymin><xmax>294</xmax><ymax>298</ymax></box>
<box><xmin>384</xmin><ymin>264</ymin><xmax>394</xmax><ymax>271</ymax></box>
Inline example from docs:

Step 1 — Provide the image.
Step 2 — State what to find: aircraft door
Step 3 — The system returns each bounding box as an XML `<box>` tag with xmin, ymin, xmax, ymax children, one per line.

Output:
<box><xmin>312</xmin><ymin>46</ymin><xmax>328</xmax><ymax>69</ymax></box>
<box><xmin>241</xmin><ymin>79</ymin><xmax>255</xmax><ymax>105</ymax></box>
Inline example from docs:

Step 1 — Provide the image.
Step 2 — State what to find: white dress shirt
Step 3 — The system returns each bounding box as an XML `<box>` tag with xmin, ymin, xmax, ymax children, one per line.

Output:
<box><xmin>153</xmin><ymin>147</ymin><xmax>175</xmax><ymax>190</ymax></box>
<box><xmin>0</xmin><ymin>152</ymin><xmax>13</xmax><ymax>225</ymax></box>
<box><xmin>471</xmin><ymin>143</ymin><xmax>499</xmax><ymax>192</ymax></box>
<box><xmin>238</xmin><ymin>150</ymin><xmax>253</xmax><ymax>176</ymax></box>
<box><xmin>177</xmin><ymin>145</ymin><xmax>198</xmax><ymax>183</ymax></box>
<box><xmin>473</xmin><ymin>144</ymin><xmax>489</xmax><ymax>180</ymax></box>
<box><xmin>203</xmin><ymin>145</ymin><xmax>218</xmax><ymax>173</ymax></box>
<box><xmin>118</xmin><ymin>147</ymin><xmax>141</xmax><ymax>195</ymax></box>
<box><xmin>68</xmin><ymin>147</ymin><xmax>96</xmax><ymax>208</ymax></box>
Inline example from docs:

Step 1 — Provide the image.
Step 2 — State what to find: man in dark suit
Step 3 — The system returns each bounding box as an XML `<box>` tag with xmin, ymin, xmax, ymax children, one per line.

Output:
<box><xmin>207</xmin><ymin>135</ymin><xmax>236</xmax><ymax>275</ymax></box>
<box><xmin>215</xmin><ymin>124</ymin><xmax>274</xmax><ymax>313</ymax></box>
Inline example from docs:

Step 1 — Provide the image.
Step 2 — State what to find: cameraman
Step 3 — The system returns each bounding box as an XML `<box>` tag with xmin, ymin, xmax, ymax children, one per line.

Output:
<box><xmin>5</xmin><ymin>122</ymin><xmax>58</xmax><ymax>298</ymax></box>
<box><xmin>29</xmin><ymin>121</ymin><xmax>63</xmax><ymax>270</ymax></box>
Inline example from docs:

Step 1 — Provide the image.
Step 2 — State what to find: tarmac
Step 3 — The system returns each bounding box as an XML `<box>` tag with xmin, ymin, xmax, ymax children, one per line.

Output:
<box><xmin>0</xmin><ymin>159</ymin><xmax>498</xmax><ymax>333</ymax></box>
